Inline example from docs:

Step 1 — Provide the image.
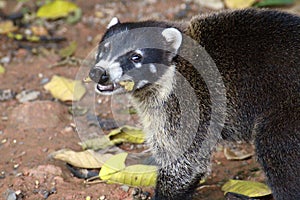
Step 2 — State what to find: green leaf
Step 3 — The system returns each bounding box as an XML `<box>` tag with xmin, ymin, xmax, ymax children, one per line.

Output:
<box><xmin>0</xmin><ymin>64</ymin><xmax>5</xmax><ymax>74</ymax></box>
<box><xmin>225</xmin><ymin>0</ymin><xmax>256</xmax><ymax>8</ymax></box>
<box><xmin>99</xmin><ymin>152</ymin><xmax>127</xmax><ymax>180</ymax></box>
<box><xmin>254</xmin><ymin>0</ymin><xmax>294</xmax><ymax>7</ymax></box>
<box><xmin>99</xmin><ymin>153</ymin><xmax>157</xmax><ymax>186</ymax></box>
<box><xmin>80</xmin><ymin>136</ymin><xmax>114</xmax><ymax>150</ymax></box>
<box><xmin>59</xmin><ymin>41</ymin><xmax>77</xmax><ymax>58</ymax></box>
<box><xmin>66</xmin><ymin>8</ymin><xmax>82</xmax><ymax>24</ymax></box>
<box><xmin>80</xmin><ymin>126</ymin><xmax>145</xmax><ymax>151</ymax></box>
<box><xmin>37</xmin><ymin>0</ymin><xmax>80</xmax><ymax>19</ymax></box>
<box><xmin>108</xmin><ymin>125</ymin><xmax>145</xmax><ymax>144</ymax></box>
<box><xmin>222</xmin><ymin>179</ymin><xmax>272</xmax><ymax>197</ymax></box>
<box><xmin>108</xmin><ymin>164</ymin><xmax>157</xmax><ymax>186</ymax></box>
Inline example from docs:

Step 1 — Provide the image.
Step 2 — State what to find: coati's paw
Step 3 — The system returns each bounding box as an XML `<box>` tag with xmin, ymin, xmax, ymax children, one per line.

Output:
<box><xmin>132</xmin><ymin>188</ymin><xmax>151</xmax><ymax>200</ymax></box>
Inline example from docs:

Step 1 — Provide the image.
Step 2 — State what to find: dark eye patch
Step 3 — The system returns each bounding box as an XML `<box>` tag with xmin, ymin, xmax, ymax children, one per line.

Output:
<box><xmin>130</xmin><ymin>53</ymin><xmax>143</xmax><ymax>63</ymax></box>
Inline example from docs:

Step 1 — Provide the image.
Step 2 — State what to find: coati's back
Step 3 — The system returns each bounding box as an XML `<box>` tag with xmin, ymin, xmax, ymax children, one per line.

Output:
<box><xmin>186</xmin><ymin>9</ymin><xmax>300</xmax><ymax>141</ymax></box>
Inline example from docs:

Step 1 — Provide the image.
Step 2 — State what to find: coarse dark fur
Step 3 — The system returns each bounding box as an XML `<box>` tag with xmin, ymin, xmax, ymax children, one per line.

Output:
<box><xmin>89</xmin><ymin>9</ymin><xmax>300</xmax><ymax>200</ymax></box>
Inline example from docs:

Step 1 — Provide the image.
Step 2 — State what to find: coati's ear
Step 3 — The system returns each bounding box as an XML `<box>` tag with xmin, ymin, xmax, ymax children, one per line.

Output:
<box><xmin>107</xmin><ymin>17</ymin><xmax>120</xmax><ymax>29</ymax></box>
<box><xmin>162</xmin><ymin>28</ymin><xmax>182</xmax><ymax>51</ymax></box>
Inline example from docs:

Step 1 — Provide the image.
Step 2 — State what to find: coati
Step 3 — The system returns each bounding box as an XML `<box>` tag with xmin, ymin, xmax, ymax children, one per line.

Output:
<box><xmin>88</xmin><ymin>9</ymin><xmax>300</xmax><ymax>200</ymax></box>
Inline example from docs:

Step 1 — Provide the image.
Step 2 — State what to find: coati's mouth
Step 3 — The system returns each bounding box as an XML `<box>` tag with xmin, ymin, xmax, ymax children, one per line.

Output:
<box><xmin>95</xmin><ymin>80</ymin><xmax>135</xmax><ymax>95</ymax></box>
<box><xmin>95</xmin><ymin>82</ymin><xmax>122</xmax><ymax>95</ymax></box>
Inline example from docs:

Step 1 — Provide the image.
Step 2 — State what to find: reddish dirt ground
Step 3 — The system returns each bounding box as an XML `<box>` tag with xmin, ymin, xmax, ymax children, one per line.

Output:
<box><xmin>0</xmin><ymin>1</ymin><xmax>299</xmax><ymax>200</ymax></box>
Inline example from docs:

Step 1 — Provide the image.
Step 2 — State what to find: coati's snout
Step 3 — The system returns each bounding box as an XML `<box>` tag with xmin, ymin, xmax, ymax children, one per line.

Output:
<box><xmin>89</xmin><ymin>67</ymin><xmax>109</xmax><ymax>84</ymax></box>
<box><xmin>88</xmin><ymin>65</ymin><xmax>120</xmax><ymax>94</ymax></box>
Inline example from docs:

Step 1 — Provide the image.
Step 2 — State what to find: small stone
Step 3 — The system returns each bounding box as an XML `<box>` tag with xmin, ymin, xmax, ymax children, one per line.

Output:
<box><xmin>1</xmin><ymin>138</ymin><xmax>7</xmax><ymax>144</ymax></box>
<box><xmin>40</xmin><ymin>77</ymin><xmax>49</xmax><ymax>85</ymax></box>
<box><xmin>49</xmin><ymin>187</ymin><xmax>57</xmax><ymax>194</ymax></box>
<box><xmin>120</xmin><ymin>185</ymin><xmax>130</xmax><ymax>192</ymax></box>
<box><xmin>0</xmin><ymin>89</ymin><xmax>15</xmax><ymax>101</ymax></box>
<box><xmin>86</xmin><ymin>196</ymin><xmax>91</xmax><ymax>200</ymax></box>
<box><xmin>5</xmin><ymin>189</ymin><xmax>16</xmax><ymax>200</ymax></box>
<box><xmin>13</xmin><ymin>164</ymin><xmax>19</xmax><ymax>169</ymax></box>
<box><xmin>16</xmin><ymin>90</ymin><xmax>40</xmax><ymax>103</ymax></box>
<box><xmin>40</xmin><ymin>190</ymin><xmax>50</xmax><ymax>199</ymax></box>
<box><xmin>0</xmin><ymin>56</ymin><xmax>10</xmax><ymax>64</ymax></box>
<box><xmin>0</xmin><ymin>171</ymin><xmax>5</xmax><ymax>179</ymax></box>
<box><xmin>99</xmin><ymin>195</ymin><xmax>106</xmax><ymax>200</ymax></box>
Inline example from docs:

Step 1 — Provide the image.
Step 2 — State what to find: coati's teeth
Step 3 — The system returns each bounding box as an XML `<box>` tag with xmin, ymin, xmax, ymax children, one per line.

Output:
<box><xmin>97</xmin><ymin>83</ymin><xmax>114</xmax><ymax>92</ymax></box>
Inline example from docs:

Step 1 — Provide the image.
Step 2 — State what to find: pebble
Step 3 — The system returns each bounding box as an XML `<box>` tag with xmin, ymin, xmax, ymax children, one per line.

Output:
<box><xmin>40</xmin><ymin>77</ymin><xmax>49</xmax><ymax>85</ymax></box>
<box><xmin>0</xmin><ymin>171</ymin><xmax>5</xmax><ymax>179</ymax></box>
<box><xmin>0</xmin><ymin>89</ymin><xmax>15</xmax><ymax>101</ymax></box>
<box><xmin>2</xmin><ymin>116</ymin><xmax>8</xmax><ymax>121</ymax></box>
<box><xmin>99</xmin><ymin>195</ymin><xmax>106</xmax><ymax>200</ymax></box>
<box><xmin>0</xmin><ymin>56</ymin><xmax>11</xmax><ymax>64</ymax></box>
<box><xmin>16</xmin><ymin>90</ymin><xmax>40</xmax><ymax>103</ymax></box>
<box><xmin>120</xmin><ymin>185</ymin><xmax>130</xmax><ymax>192</ymax></box>
<box><xmin>13</xmin><ymin>164</ymin><xmax>19</xmax><ymax>169</ymax></box>
<box><xmin>5</xmin><ymin>189</ymin><xmax>16</xmax><ymax>200</ymax></box>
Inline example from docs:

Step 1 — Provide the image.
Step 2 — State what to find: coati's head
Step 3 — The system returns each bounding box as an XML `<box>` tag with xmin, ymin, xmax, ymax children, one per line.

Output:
<box><xmin>88</xmin><ymin>17</ymin><xmax>182</xmax><ymax>96</ymax></box>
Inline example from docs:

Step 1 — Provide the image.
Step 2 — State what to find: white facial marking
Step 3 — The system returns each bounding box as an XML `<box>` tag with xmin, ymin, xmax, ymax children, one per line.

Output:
<box><xmin>107</xmin><ymin>17</ymin><xmax>119</xmax><ymax>29</ymax></box>
<box><xmin>95</xmin><ymin>60</ymin><xmax>110</xmax><ymax>67</ymax></box>
<box><xmin>135</xmin><ymin>63</ymin><xmax>142</xmax><ymax>68</ymax></box>
<box><xmin>137</xmin><ymin>80</ymin><xmax>149</xmax><ymax>89</ymax></box>
<box><xmin>149</xmin><ymin>64</ymin><xmax>157</xmax><ymax>73</ymax></box>
<box><xmin>162</xmin><ymin>28</ymin><xmax>182</xmax><ymax>51</ymax></box>
<box><xmin>108</xmin><ymin>62</ymin><xmax>123</xmax><ymax>81</ymax></box>
<box><xmin>104</xmin><ymin>42</ymin><xmax>110</xmax><ymax>48</ymax></box>
<box><xmin>135</xmin><ymin>49</ymin><xmax>143</xmax><ymax>56</ymax></box>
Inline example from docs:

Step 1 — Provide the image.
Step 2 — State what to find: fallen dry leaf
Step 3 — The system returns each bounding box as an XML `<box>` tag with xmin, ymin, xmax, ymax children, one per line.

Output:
<box><xmin>44</xmin><ymin>75</ymin><xmax>86</xmax><ymax>101</ymax></box>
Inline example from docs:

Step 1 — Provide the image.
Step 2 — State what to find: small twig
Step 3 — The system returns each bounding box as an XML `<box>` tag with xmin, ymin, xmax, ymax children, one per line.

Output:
<box><xmin>84</xmin><ymin>176</ymin><xmax>107</xmax><ymax>185</ymax></box>
<box><xmin>48</xmin><ymin>56</ymin><xmax>83</xmax><ymax>68</ymax></box>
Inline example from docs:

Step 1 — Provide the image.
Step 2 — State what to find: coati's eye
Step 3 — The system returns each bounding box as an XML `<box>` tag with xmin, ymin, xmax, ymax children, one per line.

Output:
<box><xmin>130</xmin><ymin>53</ymin><xmax>143</xmax><ymax>63</ymax></box>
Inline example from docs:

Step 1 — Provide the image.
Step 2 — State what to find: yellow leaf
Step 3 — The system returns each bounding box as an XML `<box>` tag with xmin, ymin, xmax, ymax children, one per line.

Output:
<box><xmin>108</xmin><ymin>125</ymin><xmax>145</xmax><ymax>144</ymax></box>
<box><xmin>0</xmin><ymin>65</ymin><xmax>5</xmax><ymax>74</ymax></box>
<box><xmin>99</xmin><ymin>153</ymin><xmax>157</xmax><ymax>186</ymax></box>
<box><xmin>37</xmin><ymin>0</ymin><xmax>80</xmax><ymax>19</ymax></box>
<box><xmin>224</xmin><ymin>147</ymin><xmax>253</xmax><ymax>161</ymax></box>
<box><xmin>51</xmin><ymin>149</ymin><xmax>113</xmax><ymax>169</ymax></box>
<box><xmin>224</xmin><ymin>0</ymin><xmax>256</xmax><ymax>8</ymax></box>
<box><xmin>119</xmin><ymin>80</ymin><xmax>135</xmax><ymax>91</ymax></box>
<box><xmin>44</xmin><ymin>75</ymin><xmax>86</xmax><ymax>101</ymax></box>
<box><xmin>99</xmin><ymin>152</ymin><xmax>127</xmax><ymax>180</ymax></box>
<box><xmin>0</xmin><ymin>20</ymin><xmax>18</xmax><ymax>34</ymax></box>
<box><xmin>222</xmin><ymin>179</ymin><xmax>272</xmax><ymax>197</ymax></box>
<box><xmin>80</xmin><ymin>136</ymin><xmax>114</xmax><ymax>150</ymax></box>
<box><xmin>108</xmin><ymin>164</ymin><xmax>157</xmax><ymax>186</ymax></box>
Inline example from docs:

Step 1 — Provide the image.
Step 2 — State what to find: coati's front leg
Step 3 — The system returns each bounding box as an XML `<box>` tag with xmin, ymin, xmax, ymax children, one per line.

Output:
<box><xmin>255</xmin><ymin>107</ymin><xmax>300</xmax><ymax>200</ymax></box>
<box><xmin>153</xmin><ymin>148</ymin><xmax>211</xmax><ymax>200</ymax></box>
